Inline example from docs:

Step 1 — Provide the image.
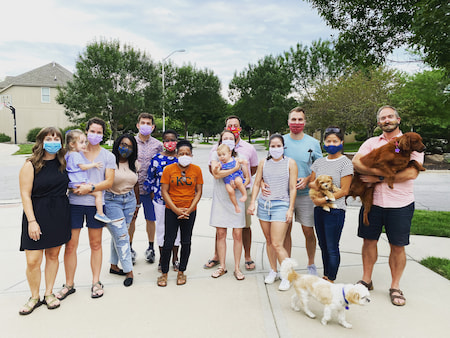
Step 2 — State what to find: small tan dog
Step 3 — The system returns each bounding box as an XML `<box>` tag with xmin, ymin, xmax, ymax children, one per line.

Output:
<box><xmin>309</xmin><ymin>175</ymin><xmax>341</xmax><ymax>212</ymax></box>
<box><xmin>280</xmin><ymin>258</ymin><xmax>370</xmax><ymax>329</ymax></box>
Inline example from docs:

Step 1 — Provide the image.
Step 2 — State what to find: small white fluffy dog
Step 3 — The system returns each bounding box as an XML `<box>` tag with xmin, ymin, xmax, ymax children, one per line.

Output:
<box><xmin>280</xmin><ymin>258</ymin><xmax>370</xmax><ymax>329</ymax></box>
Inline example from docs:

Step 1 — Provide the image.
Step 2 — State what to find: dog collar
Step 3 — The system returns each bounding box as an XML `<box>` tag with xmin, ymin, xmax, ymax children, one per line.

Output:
<box><xmin>342</xmin><ymin>288</ymin><xmax>349</xmax><ymax>310</ymax></box>
<box><xmin>395</xmin><ymin>140</ymin><xmax>400</xmax><ymax>153</ymax></box>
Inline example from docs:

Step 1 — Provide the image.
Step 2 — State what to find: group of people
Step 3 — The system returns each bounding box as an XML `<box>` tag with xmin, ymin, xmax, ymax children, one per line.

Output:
<box><xmin>18</xmin><ymin>105</ymin><xmax>422</xmax><ymax>315</ymax></box>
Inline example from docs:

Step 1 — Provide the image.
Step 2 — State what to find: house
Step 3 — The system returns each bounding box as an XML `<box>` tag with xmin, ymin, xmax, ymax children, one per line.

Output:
<box><xmin>0</xmin><ymin>62</ymin><xmax>73</xmax><ymax>143</ymax></box>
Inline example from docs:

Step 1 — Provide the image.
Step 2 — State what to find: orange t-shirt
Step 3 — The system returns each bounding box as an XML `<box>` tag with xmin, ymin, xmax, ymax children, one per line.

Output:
<box><xmin>160</xmin><ymin>163</ymin><xmax>203</xmax><ymax>209</ymax></box>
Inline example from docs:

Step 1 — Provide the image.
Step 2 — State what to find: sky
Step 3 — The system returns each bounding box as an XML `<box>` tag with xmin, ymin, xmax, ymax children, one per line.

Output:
<box><xmin>0</xmin><ymin>0</ymin><xmax>424</xmax><ymax>99</ymax></box>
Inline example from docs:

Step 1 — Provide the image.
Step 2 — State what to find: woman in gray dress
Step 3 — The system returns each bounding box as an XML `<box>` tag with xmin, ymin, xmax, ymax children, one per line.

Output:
<box><xmin>209</xmin><ymin>131</ymin><xmax>248</xmax><ymax>280</ymax></box>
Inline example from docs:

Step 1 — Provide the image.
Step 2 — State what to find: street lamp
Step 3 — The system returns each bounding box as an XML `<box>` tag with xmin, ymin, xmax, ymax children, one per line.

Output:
<box><xmin>162</xmin><ymin>49</ymin><xmax>186</xmax><ymax>132</ymax></box>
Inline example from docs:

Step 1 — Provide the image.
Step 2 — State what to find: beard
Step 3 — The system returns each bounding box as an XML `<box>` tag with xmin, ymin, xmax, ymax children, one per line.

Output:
<box><xmin>380</xmin><ymin>121</ymin><xmax>399</xmax><ymax>133</ymax></box>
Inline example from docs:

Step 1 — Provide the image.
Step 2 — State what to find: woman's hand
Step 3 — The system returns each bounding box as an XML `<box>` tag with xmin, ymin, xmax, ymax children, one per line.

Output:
<box><xmin>176</xmin><ymin>207</ymin><xmax>190</xmax><ymax>219</ymax></box>
<box><xmin>73</xmin><ymin>183</ymin><xmax>91</xmax><ymax>195</ymax></box>
<box><xmin>28</xmin><ymin>221</ymin><xmax>42</xmax><ymax>241</ymax></box>
<box><xmin>286</xmin><ymin>208</ymin><xmax>294</xmax><ymax>224</ymax></box>
<box><xmin>261</xmin><ymin>181</ymin><xmax>270</xmax><ymax>197</ymax></box>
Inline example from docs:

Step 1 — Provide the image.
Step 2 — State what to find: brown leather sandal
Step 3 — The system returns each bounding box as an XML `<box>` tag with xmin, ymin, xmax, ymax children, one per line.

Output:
<box><xmin>389</xmin><ymin>288</ymin><xmax>406</xmax><ymax>306</ymax></box>
<box><xmin>176</xmin><ymin>272</ymin><xmax>186</xmax><ymax>286</ymax></box>
<box><xmin>157</xmin><ymin>273</ymin><xmax>168</xmax><ymax>287</ymax></box>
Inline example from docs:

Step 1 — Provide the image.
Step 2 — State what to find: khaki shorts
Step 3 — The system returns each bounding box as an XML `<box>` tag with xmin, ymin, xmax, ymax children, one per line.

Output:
<box><xmin>245</xmin><ymin>188</ymin><xmax>252</xmax><ymax>228</ymax></box>
<box><xmin>293</xmin><ymin>194</ymin><xmax>315</xmax><ymax>227</ymax></box>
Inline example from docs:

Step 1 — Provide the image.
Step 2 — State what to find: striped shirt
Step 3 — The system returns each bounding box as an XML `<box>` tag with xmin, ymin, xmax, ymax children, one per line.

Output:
<box><xmin>259</xmin><ymin>157</ymin><xmax>290</xmax><ymax>203</ymax></box>
<box><xmin>311</xmin><ymin>156</ymin><xmax>353</xmax><ymax>210</ymax></box>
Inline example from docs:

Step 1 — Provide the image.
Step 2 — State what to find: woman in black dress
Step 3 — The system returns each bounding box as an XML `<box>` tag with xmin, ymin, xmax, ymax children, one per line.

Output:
<box><xmin>18</xmin><ymin>127</ymin><xmax>71</xmax><ymax>315</ymax></box>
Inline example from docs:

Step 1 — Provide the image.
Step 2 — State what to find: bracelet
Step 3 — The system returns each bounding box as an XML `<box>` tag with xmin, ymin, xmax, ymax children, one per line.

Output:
<box><xmin>28</xmin><ymin>219</ymin><xmax>36</xmax><ymax>223</ymax></box>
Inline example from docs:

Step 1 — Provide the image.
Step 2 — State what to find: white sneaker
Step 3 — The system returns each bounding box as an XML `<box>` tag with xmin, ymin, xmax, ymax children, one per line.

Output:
<box><xmin>278</xmin><ymin>278</ymin><xmax>291</xmax><ymax>291</ymax></box>
<box><xmin>307</xmin><ymin>264</ymin><xmax>318</xmax><ymax>276</ymax></box>
<box><xmin>264</xmin><ymin>269</ymin><xmax>279</xmax><ymax>284</ymax></box>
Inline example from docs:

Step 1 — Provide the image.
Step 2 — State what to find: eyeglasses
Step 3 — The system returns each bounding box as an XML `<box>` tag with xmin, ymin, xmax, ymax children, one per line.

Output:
<box><xmin>324</xmin><ymin>127</ymin><xmax>341</xmax><ymax>134</ymax></box>
<box><xmin>181</xmin><ymin>171</ymin><xmax>187</xmax><ymax>183</ymax></box>
<box><xmin>119</xmin><ymin>143</ymin><xmax>132</xmax><ymax>149</ymax></box>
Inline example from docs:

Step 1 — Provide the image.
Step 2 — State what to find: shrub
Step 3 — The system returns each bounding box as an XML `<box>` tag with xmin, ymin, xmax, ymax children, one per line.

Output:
<box><xmin>26</xmin><ymin>127</ymin><xmax>43</xmax><ymax>142</ymax></box>
<box><xmin>0</xmin><ymin>133</ymin><xmax>11</xmax><ymax>142</ymax></box>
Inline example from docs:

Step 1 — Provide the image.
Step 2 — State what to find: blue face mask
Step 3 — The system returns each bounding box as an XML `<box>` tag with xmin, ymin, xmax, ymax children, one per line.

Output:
<box><xmin>43</xmin><ymin>141</ymin><xmax>62</xmax><ymax>154</ymax></box>
<box><xmin>118</xmin><ymin>146</ymin><xmax>133</xmax><ymax>158</ymax></box>
<box><xmin>323</xmin><ymin>144</ymin><xmax>343</xmax><ymax>154</ymax></box>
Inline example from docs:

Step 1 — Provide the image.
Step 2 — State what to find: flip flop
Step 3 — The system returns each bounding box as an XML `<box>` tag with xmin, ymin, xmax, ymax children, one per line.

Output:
<box><xmin>234</xmin><ymin>271</ymin><xmax>245</xmax><ymax>281</ymax></box>
<box><xmin>203</xmin><ymin>259</ymin><xmax>220</xmax><ymax>269</ymax></box>
<box><xmin>245</xmin><ymin>260</ymin><xmax>255</xmax><ymax>271</ymax></box>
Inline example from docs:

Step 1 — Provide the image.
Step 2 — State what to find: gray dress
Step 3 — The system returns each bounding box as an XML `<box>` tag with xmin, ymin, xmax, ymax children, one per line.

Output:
<box><xmin>209</xmin><ymin>151</ymin><xmax>246</xmax><ymax>228</ymax></box>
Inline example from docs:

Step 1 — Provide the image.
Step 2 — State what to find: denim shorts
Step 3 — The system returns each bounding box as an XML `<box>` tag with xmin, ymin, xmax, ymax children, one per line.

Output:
<box><xmin>140</xmin><ymin>194</ymin><xmax>156</xmax><ymax>221</ymax></box>
<box><xmin>257</xmin><ymin>199</ymin><xmax>289</xmax><ymax>222</ymax></box>
<box><xmin>70</xmin><ymin>204</ymin><xmax>105</xmax><ymax>229</ymax></box>
<box><xmin>357</xmin><ymin>203</ymin><xmax>414</xmax><ymax>246</ymax></box>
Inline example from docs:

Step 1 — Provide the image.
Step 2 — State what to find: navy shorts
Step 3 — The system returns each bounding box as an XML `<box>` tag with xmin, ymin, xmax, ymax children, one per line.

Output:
<box><xmin>70</xmin><ymin>204</ymin><xmax>105</xmax><ymax>229</ymax></box>
<box><xmin>357</xmin><ymin>203</ymin><xmax>414</xmax><ymax>246</ymax></box>
<box><xmin>140</xmin><ymin>194</ymin><xmax>156</xmax><ymax>221</ymax></box>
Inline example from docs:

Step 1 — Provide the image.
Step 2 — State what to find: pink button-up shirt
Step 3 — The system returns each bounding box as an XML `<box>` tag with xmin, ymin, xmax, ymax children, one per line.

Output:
<box><xmin>356</xmin><ymin>132</ymin><xmax>424</xmax><ymax>208</ymax></box>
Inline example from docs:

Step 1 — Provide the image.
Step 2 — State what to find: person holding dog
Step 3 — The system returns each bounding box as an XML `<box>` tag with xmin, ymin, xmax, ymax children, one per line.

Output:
<box><xmin>309</xmin><ymin>126</ymin><xmax>353</xmax><ymax>283</ymax></box>
<box><xmin>353</xmin><ymin>105</ymin><xmax>424</xmax><ymax>306</ymax></box>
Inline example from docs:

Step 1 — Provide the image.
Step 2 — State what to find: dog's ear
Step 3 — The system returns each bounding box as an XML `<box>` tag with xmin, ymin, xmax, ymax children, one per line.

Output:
<box><xmin>346</xmin><ymin>289</ymin><xmax>361</xmax><ymax>304</ymax></box>
<box><xmin>398</xmin><ymin>134</ymin><xmax>410</xmax><ymax>151</ymax></box>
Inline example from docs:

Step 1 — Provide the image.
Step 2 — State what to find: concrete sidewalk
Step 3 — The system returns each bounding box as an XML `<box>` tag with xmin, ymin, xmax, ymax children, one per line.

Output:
<box><xmin>1</xmin><ymin>198</ymin><xmax>450</xmax><ymax>338</ymax></box>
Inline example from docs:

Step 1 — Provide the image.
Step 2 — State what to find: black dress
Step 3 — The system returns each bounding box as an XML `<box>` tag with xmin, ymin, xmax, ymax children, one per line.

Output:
<box><xmin>20</xmin><ymin>159</ymin><xmax>71</xmax><ymax>251</ymax></box>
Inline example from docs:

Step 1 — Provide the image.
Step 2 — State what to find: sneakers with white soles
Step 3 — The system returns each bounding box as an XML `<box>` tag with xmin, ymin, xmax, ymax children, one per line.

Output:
<box><xmin>264</xmin><ymin>269</ymin><xmax>279</xmax><ymax>284</ymax></box>
<box><xmin>278</xmin><ymin>278</ymin><xmax>291</xmax><ymax>291</ymax></box>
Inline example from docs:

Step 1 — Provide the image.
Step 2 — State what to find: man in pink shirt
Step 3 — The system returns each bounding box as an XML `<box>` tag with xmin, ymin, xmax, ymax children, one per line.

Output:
<box><xmin>352</xmin><ymin>106</ymin><xmax>424</xmax><ymax>306</ymax></box>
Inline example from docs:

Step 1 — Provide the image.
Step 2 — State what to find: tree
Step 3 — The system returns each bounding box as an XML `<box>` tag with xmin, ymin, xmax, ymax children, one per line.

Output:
<box><xmin>57</xmin><ymin>39</ymin><xmax>161</xmax><ymax>137</ymax></box>
<box><xmin>306</xmin><ymin>0</ymin><xmax>450</xmax><ymax>72</ymax></box>
<box><xmin>392</xmin><ymin>69</ymin><xmax>450</xmax><ymax>131</ymax></box>
<box><xmin>229</xmin><ymin>55</ymin><xmax>296</xmax><ymax>138</ymax></box>
<box><xmin>306</xmin><ymin>67</ymin><xmax>402</xmax><ymax>137</ymax></box>
<box><xmin>283</xmin><ymin>39</ymin><xmax>348</xmax><ymax>101</ymax></box>
<box><xmin>167</xmin><ymin>65</ymin><xmax>226</xmax><ymax>139</ymax></box>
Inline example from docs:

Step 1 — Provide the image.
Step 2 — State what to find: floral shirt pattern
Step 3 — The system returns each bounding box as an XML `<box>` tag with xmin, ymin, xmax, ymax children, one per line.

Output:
<box><xmin>143</xmin><ymin>153</ymin><xmax>178</xmax><ymax>204</ymax></box>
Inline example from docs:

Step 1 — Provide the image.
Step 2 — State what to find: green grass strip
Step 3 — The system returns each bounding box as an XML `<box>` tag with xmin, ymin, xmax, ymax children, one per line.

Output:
<box><xmin>420</xmin><ymin>257</ymin><xmax>450</xmax><ymax>280</ymax></box>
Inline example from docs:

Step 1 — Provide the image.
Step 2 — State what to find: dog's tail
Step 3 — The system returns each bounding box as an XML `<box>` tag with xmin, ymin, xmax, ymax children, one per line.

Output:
<box><xmin>280</xmin><ymin>258</ymin><xmax>298</xmax><ymax>283</ymax></box>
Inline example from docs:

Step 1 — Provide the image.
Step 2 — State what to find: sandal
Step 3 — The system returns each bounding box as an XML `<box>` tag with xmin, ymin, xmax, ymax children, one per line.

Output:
<box><xmin>177</xmin><ymin>272</ymin><xmax>187</xmax><ymax>286</ymax></box>
<box><xmin>19</xmin><ymin>297</ymin><xmax>42</xmax><ymax>315</ymax></box>
<box><xmin>203</xmin><ymin>259</ymin><xmax>220</xmax><ymax>269</ymax></box>
<box><xmin>91</xmin><ymin>281</ymin><xmax>104</xmax><ymax>298</ymax></box>
<box><xmin>357</xmin><ymin>280</ymin><xmax>374</xmax><ymax>291</ymax></box>
<box><xmin>389</xmin><ymin>288</ymin><xmax>406</xmax><ymax>306</ymax></box>
<box><xmin>245</xmin><ymin>260</ymin><xmax>255</xmax><ymax>271</ymax></box>
<box><xmin>211</xmin><ymin>267</ymin><xmax>228</xmax><ymax>278</ymax></box>
<box><xmin>157</xmin><ymin>273</ymin><xmax>168</xmax><ymax>287</ymax></box>
<box><xmin>56</xmin><ymin>284</ymin><xmax>76</xmax><ymax>300</ymax></box>
<box><xmin>43</xmin><ymin>294</ymin><xmax>60</xmax><ymax>310</ymax></box>
<box><xmin>234</xmin><ymin>270</ymin><xmax>245</xmax><ymax>281</ymax></box>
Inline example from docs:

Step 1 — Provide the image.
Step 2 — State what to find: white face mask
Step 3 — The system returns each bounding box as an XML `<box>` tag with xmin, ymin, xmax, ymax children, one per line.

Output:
<box><xmin>178</xmin><ymin>155</ymin><xmax>192</xmax><ymax>167</ymax></box>
<box><xmin>222</xmin><ymin>139</ymin><xmax>235</xmax><ymax>151</ymax></box>
<box><xmin>269</xmin><ymin>147</ymin><xmax>284</xmax><ymax>159</ymax></box>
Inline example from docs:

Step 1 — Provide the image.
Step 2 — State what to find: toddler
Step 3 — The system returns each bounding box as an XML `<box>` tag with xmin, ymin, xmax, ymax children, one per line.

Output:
<box><xmin>65</xmin><ymin>129</ymin><xmax>122</xmax><ymax>223</ymax></box>
<box><xmin>215</xmin><ymin>143</ymin><xmax>248</xmax><ymax>213</ymax></box>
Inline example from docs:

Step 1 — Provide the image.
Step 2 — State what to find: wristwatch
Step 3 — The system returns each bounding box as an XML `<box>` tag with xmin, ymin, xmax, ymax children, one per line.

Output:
<box><xmin>91</xmin><ymin>184</ymin><xmax>96</xmax><ymax>192</ymax></box>
<box><xmin>378</xmin><ymin>176</ymin><xmax>385</xmax><ymax>182</ymax></box>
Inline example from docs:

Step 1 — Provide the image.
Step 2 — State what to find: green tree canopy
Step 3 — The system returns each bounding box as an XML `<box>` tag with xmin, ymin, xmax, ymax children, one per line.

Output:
<box><xmin>306</xmin><ymin>0</ymin><xmax>450</xmax><ymax>72</ymax></box>
<box><xmin>167</xmin><ymin>64</ymin><xmax>226</xmax><ymax>139</ymax></box>
<box><xmin>229</xmin><ymin>55</ymin><xmax>296</xmax><ymax>137</ymax></box>
<box><xmin>57</xmin><ymin>39</ymin><xmax>161</xmax><ymax>137</ymax></box>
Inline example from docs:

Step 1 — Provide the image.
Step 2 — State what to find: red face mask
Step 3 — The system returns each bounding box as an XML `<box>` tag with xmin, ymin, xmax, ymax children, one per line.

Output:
<box><xmin>227</xmin><ymin>126</ymin><xmax>241</xmax><ymax>138</ymax></box>
<box><xmin>289</xmin><ymin>123</ymin><xmax>305</xmax><ymax>134</ymax></box>
<box><xmin>163</xmin><ymin>141</ymin><xmax>177</xmax><ymax>152</ymax></box>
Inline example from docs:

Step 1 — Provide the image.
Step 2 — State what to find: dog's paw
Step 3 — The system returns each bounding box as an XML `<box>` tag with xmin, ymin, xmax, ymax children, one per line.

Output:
<box><xmin>321</xmin><ymin>318</ymin><xmax>328</xmax><ymax>325</ymax></box>
<box><xmin>305</xmin><ymin>311</ymin><xmax>316</xmax><ymax>319</ymax></box>
<box><xmin>323</xmin><ymin>206</ymin><xmax>331</xmax><ymax>212</ymax></box>
<box><xmin>329</xmin><ymin>195</ymin><xmax>336</xmax><ymax>201</ymax></box>
<box><xmin>340</xmin><ymin>321</ymin><xmax>352</xmax><ymax>329</ymax></box>
<box><xmin>330</xmin><ymin>203</ymin><xmax>337</xmax><ymax>208</ymax></box>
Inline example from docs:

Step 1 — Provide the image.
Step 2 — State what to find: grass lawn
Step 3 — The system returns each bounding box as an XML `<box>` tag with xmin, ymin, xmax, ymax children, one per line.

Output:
<box><xmin>411</xmin><ymin>210</ymin><xmax>450</xmax><ymax>237</ymax></box>
<box><xmin>420</xmin><ymin>257</ymin><xmax>450</xmax><ymax>280</ymax></box>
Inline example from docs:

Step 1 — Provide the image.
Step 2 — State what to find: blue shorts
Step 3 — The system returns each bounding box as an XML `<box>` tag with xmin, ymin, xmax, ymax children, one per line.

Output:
<box><xmin>70</xmin><ymin>204</ymin><xmax>105</xmax><ymax>229</ymax></box>
<box><xmin>140</xmin><ymin>194</ymin><xmax>156</xmax><ymax>221</ymax></box>
<box><xmin>357</xmin><ymin>203</ymin><xmax>414</xmax><ymax>246</ymax></box>
<box><xmin>257</xmin><ymin>199</ymin><xmax>289</xmax><ymax>222</ymax></box>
